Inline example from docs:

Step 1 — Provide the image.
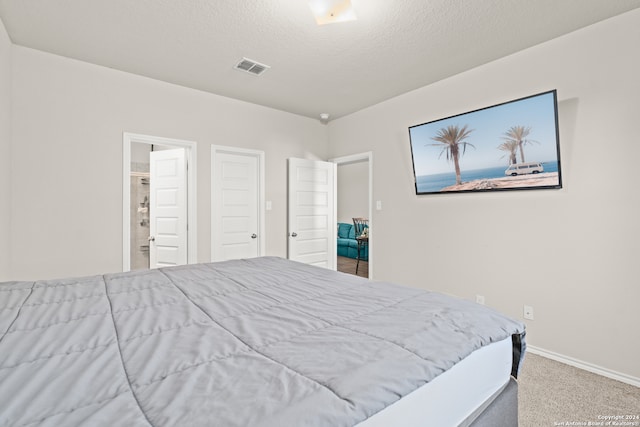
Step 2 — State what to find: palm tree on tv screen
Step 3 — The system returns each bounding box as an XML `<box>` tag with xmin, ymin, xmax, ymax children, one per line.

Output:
<box><xmin>503</xmin><ymin>126</ymin><xmax>538</xmax><ymax>163</ymax></box>
<box><xmin>429</xmin><ymin>125</ymin><xmax>475</xmax><ymax>185</ymax></box>
<box><xmin>498</xmin><ymin>140</ymin><xmax>519</xmax><ymax>165</ymax></box>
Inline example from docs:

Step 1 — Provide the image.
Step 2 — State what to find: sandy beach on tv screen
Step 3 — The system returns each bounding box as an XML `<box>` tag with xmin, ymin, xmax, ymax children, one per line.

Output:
<box><xmin>441</xmin><ymin>172</ymin><xmax>559</xmax><ymax>191</ymax></box>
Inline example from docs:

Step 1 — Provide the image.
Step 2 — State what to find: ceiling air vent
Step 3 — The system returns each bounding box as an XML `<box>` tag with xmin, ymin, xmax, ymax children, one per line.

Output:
<box><xmin>234</xmin><ymin>58</ymin><xmax>270</xmax><ymax>76</ymax></box>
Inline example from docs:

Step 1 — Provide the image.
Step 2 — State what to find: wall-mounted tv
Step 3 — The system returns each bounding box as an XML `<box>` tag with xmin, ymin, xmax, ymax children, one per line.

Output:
<box><xmin>408</xmin><ymin>90</ymin><xmax>562</xmax><ymax>195</ymax></box>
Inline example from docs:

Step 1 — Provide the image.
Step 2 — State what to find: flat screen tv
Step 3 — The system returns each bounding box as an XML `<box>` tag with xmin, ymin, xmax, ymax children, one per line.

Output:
<box><xmin>408</xmin><ymin>90</ymin><xmax>562</xmax><ymax>195</ymax></box>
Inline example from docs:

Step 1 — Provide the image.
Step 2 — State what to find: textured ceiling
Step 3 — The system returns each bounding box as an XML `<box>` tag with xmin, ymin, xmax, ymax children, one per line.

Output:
<box><xmin>1</xmin><ymin>0</ymin><xmax>639</xmax><ymax>120</ymax></box>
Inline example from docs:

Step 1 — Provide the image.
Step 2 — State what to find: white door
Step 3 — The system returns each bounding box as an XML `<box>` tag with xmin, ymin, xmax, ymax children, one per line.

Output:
<box><xmin>149</xmin><ymin>148</ymin><xmax>188</xmax><ymax>268</ymax></box>
<box><xmin>211</xmin><ymin>149</ymin><xmax>262</xmax><ymax>261</ymax></box>
<box><xmin>287</xmin><ymin>158</ymin><xmax>336</xmax><ymax>269</ymax></box>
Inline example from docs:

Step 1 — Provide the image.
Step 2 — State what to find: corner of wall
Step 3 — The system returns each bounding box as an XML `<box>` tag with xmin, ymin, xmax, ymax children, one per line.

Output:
<box><xmin>0</xmin><ymin>16</ymin><xmax>12</xmax><ymax>280</ymax></box>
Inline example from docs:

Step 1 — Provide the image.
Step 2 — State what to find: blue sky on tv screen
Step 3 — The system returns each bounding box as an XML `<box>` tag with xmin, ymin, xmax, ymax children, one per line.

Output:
<box><xmin>409</xmin><ymin>92</ymin><xmax>559</xmax><ymax>176</ymax></box>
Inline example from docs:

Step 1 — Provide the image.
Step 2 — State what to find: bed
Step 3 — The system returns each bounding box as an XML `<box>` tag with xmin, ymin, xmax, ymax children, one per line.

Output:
<box><xmin>0</xmin><ymin>257</ymin><xmax>525</xmax><ymax>426</ymax></box>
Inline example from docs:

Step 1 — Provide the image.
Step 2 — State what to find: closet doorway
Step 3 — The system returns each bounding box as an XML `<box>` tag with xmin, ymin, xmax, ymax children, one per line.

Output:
<box><xmin>122</xmin><ymin>133</ymin><xmax>197</xmax><ymax>271</ymax></box>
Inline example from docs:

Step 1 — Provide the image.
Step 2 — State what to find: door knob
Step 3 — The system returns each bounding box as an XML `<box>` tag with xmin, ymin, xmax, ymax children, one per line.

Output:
<box><xmin>251</xmin><ymin>234</ymin><xmax>257</xmax><ymax>239</ymax></box>
<box><xmin>148</xmin><ymin>236</ymin><xmax>155</xmax><ymax>242</ymax></box>
<box><xmin>291</xmin><ymin>232</ymin><xmax>297</xmax><ymax>237</ymax></box>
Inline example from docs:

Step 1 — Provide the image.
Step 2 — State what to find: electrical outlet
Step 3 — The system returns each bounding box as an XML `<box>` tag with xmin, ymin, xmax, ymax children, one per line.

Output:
<box><xmin>523</xmin><ymin>305</ymin><xmax>534</xmax><ymax>320</ymax></box>
<box><xmin>476</xmin><ymin>295</ymin><xmax>485</xmax><ymax>305</ymax></box>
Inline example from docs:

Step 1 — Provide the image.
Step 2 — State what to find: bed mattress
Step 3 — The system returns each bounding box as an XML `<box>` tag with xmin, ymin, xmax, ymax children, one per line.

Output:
<box><xmin>356</xmin><ymin>336</ymin><xmax>513</xmax><ymax>427</ymax></box>
<box><xmin>0</xmin><ymin>257</ymin><xmax>525</xmax><ymax>426</ymax></box>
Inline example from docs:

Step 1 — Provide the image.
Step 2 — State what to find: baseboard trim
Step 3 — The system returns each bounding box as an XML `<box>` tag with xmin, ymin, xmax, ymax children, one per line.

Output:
<box><xmin>526</xmin><ymin>345</ymin><xmax>640</xmax><ymax>388</ymax></box>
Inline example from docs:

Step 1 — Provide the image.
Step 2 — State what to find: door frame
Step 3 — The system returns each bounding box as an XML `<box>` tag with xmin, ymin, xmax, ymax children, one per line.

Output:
<box><xmin>122</xmin><ymin>132</ymin><xmax>198</xmax><ymax>271</ymax></box>
<box><xmin>211</xmin><ymin>145</ymin><xmax>265</xmax><ymax>261</ymax></box>
<box><xmin>329</xmin><ymin>151</ymin><xmax>373</xmax><ymax>279</ymax></box>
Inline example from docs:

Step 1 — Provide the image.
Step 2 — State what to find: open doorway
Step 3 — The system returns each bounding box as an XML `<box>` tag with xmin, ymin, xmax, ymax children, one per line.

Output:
<box><xmin>122</xmin><ymin>133</ymin><xmax>197</xmax><ymax>271</ymax></box>
<box><xmin>331</xmin><ymin>152</ymin><xmax>373</xmax><ymax>279</ymax></box>
<box><xmin>129</xmin><ymin>142</ymin><xmax>152</xmax><ymax>270</ymax></box>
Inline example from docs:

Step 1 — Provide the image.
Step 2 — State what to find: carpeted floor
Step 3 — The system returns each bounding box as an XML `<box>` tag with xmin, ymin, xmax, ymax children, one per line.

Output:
<box><xmin>518</xmin><ymin>352</ymin><xmax>640</xmax><ymax>427</ymax></box>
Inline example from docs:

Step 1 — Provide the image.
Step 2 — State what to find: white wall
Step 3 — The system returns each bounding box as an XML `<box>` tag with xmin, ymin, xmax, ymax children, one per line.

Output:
<box><xmin>328</xmin><ymin>10</ymin><xmax>640</xmax><ymax>380</ymax></box>
<box><xmin>337</xmin><ymin>161</ymin><xmax>368</xmax><ymax>224</ymax></box>
<box><xmin>9</xmin><ymin>46</ymin><xmax>328</xmax><ymax>280</ymax></box>
<box><xmin>0</xmin><ymin>17</ymin><xmax>11</xmax><ymax>281</ymax></box>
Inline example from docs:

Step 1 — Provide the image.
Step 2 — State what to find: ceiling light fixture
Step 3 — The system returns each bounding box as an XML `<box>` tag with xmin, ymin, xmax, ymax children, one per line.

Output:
<box><xmin>308</xmin><ymin>0</ymin><xmax>357</xmax><ymax>25</ymax></box>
